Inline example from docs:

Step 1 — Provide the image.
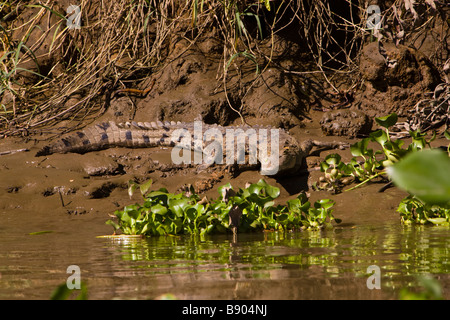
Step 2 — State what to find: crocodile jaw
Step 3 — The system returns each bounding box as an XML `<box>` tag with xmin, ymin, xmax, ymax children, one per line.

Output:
<box><xmin>260</xmin><ymin>145</ymin><xmax>303</xmax><ymax>176</ymax></box>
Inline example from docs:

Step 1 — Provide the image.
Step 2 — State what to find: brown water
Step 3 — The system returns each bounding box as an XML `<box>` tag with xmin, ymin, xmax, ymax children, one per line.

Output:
<box><xmin>1</xmin><ymin>137</ymin><xmax>449</xmax><ymax>300</ymax></box>
<box><xmin>1</xmin><ymin>212</ymin><xmax>449</xmax><ymax>299</ymax></box>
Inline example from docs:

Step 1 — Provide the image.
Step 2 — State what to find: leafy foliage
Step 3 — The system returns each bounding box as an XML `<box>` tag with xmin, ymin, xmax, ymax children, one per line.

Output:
<box><xmin>315</xmin><ymin>112</ymin><xmax>450</xmax><ymax>226</ymax></box>
<box><xmin>106</xmin><ymin>179</ymin><xmax>340</xmax><ymax>237</ymax></box>
<box><xmin>399</xmin><ymin>275</ymin><xmax>444</xmax><ymax>300</ymax></box>
<box><xmin>396</xmin><ymin>195</ymin><xmax>450</xmax><ymax>226</ymax></box>
<box><xmin>390</xmin><ymin>149</ymin><xmax>450</xmax><ymax>225</ymax></box>
<box><xmin>315</xmin><ymin>113</ymin><xmax>444</xmax><ymax>192</ymax></box>
<box><xmin>50</xmin><ymin>282</ymin><xmax>88</xmax><ymax>300</ymax></box>
<box><xmin>388</xmin><ymin>149</ymin><xmax>450</xmax><ymax>206</ymax></box>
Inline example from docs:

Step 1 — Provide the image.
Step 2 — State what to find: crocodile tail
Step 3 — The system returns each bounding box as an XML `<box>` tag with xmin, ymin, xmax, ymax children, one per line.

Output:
<box><xmin>34</xmin><ymin>121</ymin><xmax>176</xmax><ymax>157</ymax></box>
<box><xmin>35</xmin><ymin>132</ymin><xmax>97</xmax><ymax>156</ymax></box>
<box><xmin>35</xmin><ymin>123</ymin><xmax>114</xmax><ymax>157</ymax></box>
<box><xmin>35</xmin><ymin>146</ymin><xmax>52</xmax><ymax>157</ymax></box>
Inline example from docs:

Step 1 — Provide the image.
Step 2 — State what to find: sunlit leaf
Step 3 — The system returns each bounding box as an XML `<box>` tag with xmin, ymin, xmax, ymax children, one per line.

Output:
<box><xmin>427</xmin><ymin>218</ymin><xmax>448</xmax><ymax>225</ymax></box>
<box><xmin>324</xmin><ymin>153</ymin><xmax>341</xmax><ymax>165</ymax></box>
<box><xmin>257</xmin><ymin>179</ymin><xmax>280</xmax><ymax>198</ymax></box>
<box><xmin>350</xmin><ymin>138</ymin><xmax>370</xmax><ymax>157</ymax></box>
<box><xmin>139</xmin><ymin>179</ymin><xmax>153</xmax><ymax>196</ymax></box>
<box><xmin>388</xmin><ymin>149</ymin><xmax>450</xmax><ymax>205</ymax></box>
<box><xmin>370</xmin><ymin>129</ymin><xmax>389</xmax><ymax>146</ymax></box>
<box><xmin>151</xmin><ymin>204</ymin><xmax>168</xmax><ymax>215</ymax></box>
<box><xmin>168</xmin><ymin>198</ymin><xmax>190</xmax><ymax>217</ymax></box>
<box><xmin>128</xmin><ymin>180</ymin><xmax>137</xmax><ymax>198</ymax></box>
<box><xmin>444</xmin><ymin>130</ymin><xmax>450</xmax><ymax>140</ymax></box>
<box><xmin>105</xmin><ymin>220</ymin><xmax>120</xmax><ymax>231</ymax></box>
<box><xmin>28</xmin><ymin>230</ymin><xmax>53</xmax><ymax>235</ymax></box>
<box><xmin>375</xmin><ymin>113</ymin><xmax>398</xmax><ymax>129</ymax></box>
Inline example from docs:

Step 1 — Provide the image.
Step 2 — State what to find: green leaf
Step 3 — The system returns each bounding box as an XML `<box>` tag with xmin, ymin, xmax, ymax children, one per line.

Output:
<box><xmin>324</xmin><ymin>153</ymin><xmax>341</xmax><ymax>166</ymax></box>
<box><xmin>105</xmin><ymin>220</ymin><xmax>120</xmax><ymax>231</ymax></box>
<box><xmin>128</xmin><ymin>180</ymin><xmax>137</xmax><ymax>198</ymax></box>
<box><xmin>127</xmin><ymin>209</ymin><xmax>140</xmax><ymax>220</ymax></box>
<box><xmin>156</xmin><ymin>225</ymin><xmax>167</xmax><ymax>235</ymax></box>
<box><xmin>50</xmin><ymin>283</ymin><xmax>74</xmax><ymax>300</ymax></box>
<box><xmin>28</xmin><ymin>230</ymin><xmax>53</xmax><ymax>235</ymax></box>
<box><xmin>119</xmin><ymin>211</ymin><xmax>132</xmax><ymax>225</ymax></box>
<box><xmin>151</xmin><ymin>204</ymin><xmax>168</xmax><ymax>215</ymax></box>
<box><xmin>168</xmin><ymin>198</ymin><xmax>190</xmax><ymax>217</ymax></box>
<box><xmin>257</xmin><ymin>179</ymin><xmax>280</xmax><ymax>198</ymax></box>
<box><xmin>297</xmin><ymin>192</ymin><xmax>309</xmax><ymax>204</ymax></box>
<box><xmin>263</xmin><ymin>201</ymin><xmax>275</xmax><ymax>209</ymax></box>
<box><xmin>444</xmin><ymin>130</ymin><xmax>450</xmax><ymax>140</ymax></box>
<box><xmin>217</xmin><ymin>183</ymin><xmax>232</xmax><ymax>196</ymax></box>
<box><xmin>146</xmin><ymin>189</ymin><xmax>169</xmax><ymax>204</ymax></box>
<box><xmin>388</xmin><ymin>149</ymin><xmax>450</xmax><ymax>205</ymax></box>
<box><xmin>370</xmin><ymin>129</ymin><xmax>389</xmax><ymax>146</ymax></box>
<box><xmin>375</xmin><ymin>113</ymin><xmax>398</xmax><ymax>129</ymax></box>
<box><xmin>350</xmin><ymin>138</ymin><xmax>370</xmax><ymax>157</ymax></box>
<box><xmin>315</xmin><ymin>199</ymin><xmax>335</xmax><ymax>210</ymax></box>
<box><xmin>427</xmin><ymin>218</ymin><xmax>448</xmax><ymax>225</ymax></box>
<box><xmin>247</xmin><ymin>183</ymin><xmax>264</xmax><ymax>195</ymax></box>
<box><xmin>139</xmin><ymin>179</ymin><xmax>153</xmax><ymax>196</ymax></box>
<box><xmin>50</xmin><ymin>282</ymin><xmax>88</xmax><ymax>300</ymax></box>
<box><xmin>185</xmin><ymin>207</ymin><xmax>197</xmax><ymax>222</ymax></box>
<box><xmin>320</xmin><ymin>161</ymin><xmax>330</xmax><ymax>172</ymax></box>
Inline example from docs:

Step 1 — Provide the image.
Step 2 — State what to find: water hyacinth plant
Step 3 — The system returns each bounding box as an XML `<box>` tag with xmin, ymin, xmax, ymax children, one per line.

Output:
<box><xmin>389</xmin><ymin>149</ymin><xmax>450</xmax><ymax>225</ymax></box>
<box><xmin>106</xmin><ymin>179</ymin><xmax>340</xmax><ymax>237</ymax></box>
<box><xmin>315</xmin><ymin>113</ymin><xmax>450</xmax><ymax>226</ymax></box>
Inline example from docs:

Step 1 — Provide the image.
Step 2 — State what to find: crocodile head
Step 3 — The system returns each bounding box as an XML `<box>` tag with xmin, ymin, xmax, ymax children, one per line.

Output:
<box><xmin>259</xmin><ymin>135</ymin><xmax>303</xmax><ymax>176</ymax></box>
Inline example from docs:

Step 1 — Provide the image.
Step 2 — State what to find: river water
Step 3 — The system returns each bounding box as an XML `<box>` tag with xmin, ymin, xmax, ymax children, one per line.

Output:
<box><xmin>1</xmin><ymin>211</ymin><xmax>449</xmax><ymax>299</ymax></box>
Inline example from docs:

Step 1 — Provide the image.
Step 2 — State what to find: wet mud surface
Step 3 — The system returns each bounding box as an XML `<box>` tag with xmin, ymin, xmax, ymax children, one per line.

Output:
<box><xmin>0</xmin><ymin>1</ymin><xmax>449</xmax><ymax>299</ymax></box>
<box><xmin>0</xmin><ymin>109</ymin><xmax>427</xmax><ymax>230</ymax></box>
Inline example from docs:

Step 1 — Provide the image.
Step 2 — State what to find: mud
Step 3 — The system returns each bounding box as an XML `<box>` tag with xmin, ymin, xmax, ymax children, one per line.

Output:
<box><xmin>356</xmin><ymin>42</ymin><xmax>442</xmax><ymax>117</ymax></box>
<box><xmin>2</xmin><ymin>107</ymin><xmax>447</xmax><ymax>233</ymax></box>
<box><xmin>1</xmin><ymin>2</ymin><xmax>449</xmax><ymax>232</ymax></box>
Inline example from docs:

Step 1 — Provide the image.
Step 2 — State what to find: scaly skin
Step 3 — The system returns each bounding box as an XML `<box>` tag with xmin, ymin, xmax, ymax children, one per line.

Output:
<box><xmin>36</xmin><ymin>120</ymin><xmax>345</xmax><ymax>176</ymax></box>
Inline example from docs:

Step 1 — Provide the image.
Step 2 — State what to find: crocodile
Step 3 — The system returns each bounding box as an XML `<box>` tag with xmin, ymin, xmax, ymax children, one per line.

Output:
<box><xmin>36</xmin><ymin>120</ymin><xmax>347</xmax><ymax>176</ymax></box>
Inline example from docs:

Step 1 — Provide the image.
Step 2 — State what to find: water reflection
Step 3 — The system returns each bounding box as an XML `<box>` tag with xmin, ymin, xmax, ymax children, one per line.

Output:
<box><xmin>98</xmin><ymin>223</ymin><xmax>450</xmax><ymax>298</ymax></box>
<box><xmin>0</xmin><ymin>222</ymin><xmax>449</xmax><ymax>299</ymax></box>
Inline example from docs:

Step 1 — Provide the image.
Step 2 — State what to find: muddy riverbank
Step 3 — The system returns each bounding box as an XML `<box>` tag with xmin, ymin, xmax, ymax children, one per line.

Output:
<box><xmin>2</xmin><ymin>108</ymin><xmax>444</xmax><ymax>235</ymax></box>
<box><xmin>0</xmin><ymin>1</ymin><xmax>449</xmax><ymax>300</ymax></box>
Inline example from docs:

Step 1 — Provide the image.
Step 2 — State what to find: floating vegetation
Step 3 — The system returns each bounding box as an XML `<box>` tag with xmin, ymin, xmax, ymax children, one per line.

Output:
<box><xmin>106</xmin><ymin>179</ymin><xmax>340</xmax><ymax>237</ymax></box>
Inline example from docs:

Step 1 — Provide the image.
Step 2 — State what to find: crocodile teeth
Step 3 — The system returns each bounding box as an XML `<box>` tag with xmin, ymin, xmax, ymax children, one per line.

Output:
<box><xmin>143</xmin><ymin>122</ymin><xmax>152</xmax><ymax>129</ymax></box>
<box><xmin>137</xmin><ymin>122</ymin><xmax>146</xmax><ymax>129</ymax></box>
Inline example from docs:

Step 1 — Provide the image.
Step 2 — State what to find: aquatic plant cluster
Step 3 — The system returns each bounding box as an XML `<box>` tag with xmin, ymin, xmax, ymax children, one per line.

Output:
<box><xmin>108</xmin><ymin>112</ymin><xmax>449</xmax><ymax>236</ymax></box>
<box><xmin>315</xmin><ymin>113</ymin><xmax>450</xmax><ymax>226</ymax></box>
<box><xmin>106</xmin><ymin>179</ymin><xmax>340</xmax><ymax>236</ymax></box>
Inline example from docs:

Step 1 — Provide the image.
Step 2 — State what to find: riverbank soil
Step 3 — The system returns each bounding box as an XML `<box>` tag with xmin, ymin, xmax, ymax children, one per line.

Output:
<box><xmin>0</xmin><ymin>1</ymin><xmax>449</xmax><ymax>234</ymax></box>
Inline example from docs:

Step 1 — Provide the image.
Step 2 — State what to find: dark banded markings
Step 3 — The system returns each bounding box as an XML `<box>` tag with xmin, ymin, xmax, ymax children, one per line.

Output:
<box><xmin>61</xmin><ymin>138</ymin><xmax>71</xmax><ymax>147</ymax></box>
<box><xmin>125</xmin><ymin>131</ymin><xmax>132</xmax><ymax>140</ymax></box>
<box><xmin>96</xmin><ymin>122</ymin><xmax>110</xmax><ymax>131</ymax></box>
